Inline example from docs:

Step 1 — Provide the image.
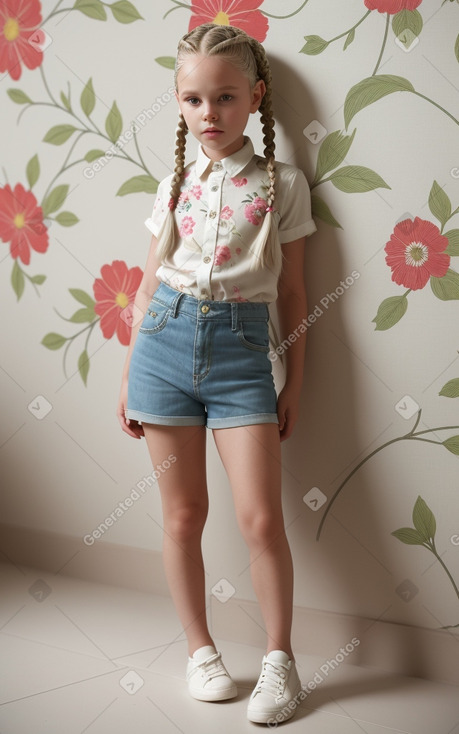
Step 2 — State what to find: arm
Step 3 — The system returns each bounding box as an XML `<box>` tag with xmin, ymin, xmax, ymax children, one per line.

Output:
<box><xmin>117</xmin><ymin>234</ymin><xmax>162</xmax><ymax>438</ymax></box>
<box><xmin>275</xmin><ymin>236</ymin><xmax>307</xmax><ymax>441</ymax></box>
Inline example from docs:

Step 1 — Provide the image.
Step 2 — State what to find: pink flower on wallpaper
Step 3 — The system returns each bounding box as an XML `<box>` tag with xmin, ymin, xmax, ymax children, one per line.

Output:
<box><xmin>0</xmin><ymin>183</ymin><xmax>48</xmax><ymax>264</ymax></box>
<box><xmin>190</xmin><ymin>184</ymin><xmax>202</xmax><ymax>199</ymax></box>
<box><xmin>364</xmin><ymin>0</ymin><xmax>422</xmax><ymax>13</ymax></box>
<box><xmin>93</xmin><ymin>260</ymin><xmax>143</xmax><ymax>346</ymax></box>
<box><xmin>188</xmin><ymin>1</ymin><xmax>268</xmax><ymax>42</ymax></box>
<box><xmin>0</xmin><ymin>0</ymin><xmax>45</xmax><ymax>80</ymax></box>
<box><xmin>179</xmin><ymin>215</ymin><xmax>195</xmax><ymax>237</ymax></box>
<box><xmin>231</xmin><ymin>177</ymin><xmax>248</xmax><ymax>187</ymax></box>
<box><xmin>214</xmin><ymin>245</ymin><xmax>232</xmax><ymax>266</ymax></box>
<box><xmin>220</xmin><ymin>205</ymin><xmax>234</xmax><ymax>220</ymax></box>
<box><xmin>245</xmin><ymin>196</ymin><xmax>268</xmax><ymax>225</ymax></box>
<box><xmin>384</xmin><ymin>217</ymin><xmax>450</xmax><ymax>290</ymax></box>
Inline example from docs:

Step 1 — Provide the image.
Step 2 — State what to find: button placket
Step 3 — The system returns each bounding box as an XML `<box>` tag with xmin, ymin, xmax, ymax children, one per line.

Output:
<box><xmin>196</xmin><ymin>168</ymin><xmax>224</xmax><ymax>300</ymax></box>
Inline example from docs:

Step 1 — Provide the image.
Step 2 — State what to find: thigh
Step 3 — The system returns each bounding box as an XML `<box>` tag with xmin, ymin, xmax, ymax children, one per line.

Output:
<box><xmin>142</xmin><ymin>424</ymin><xmax>208</xmax><ymax>514</ymax></box>
<box><xmin>212</xmin><ymin>423</ymin><xmax>283</xmax><ymax>522</ymax></box>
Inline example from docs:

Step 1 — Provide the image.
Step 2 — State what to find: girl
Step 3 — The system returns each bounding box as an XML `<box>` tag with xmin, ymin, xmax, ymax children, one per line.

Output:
<box><xmin>117</xmin><ymin>23</ymin><xmax>316</xmax><ymax>725</ymax></box>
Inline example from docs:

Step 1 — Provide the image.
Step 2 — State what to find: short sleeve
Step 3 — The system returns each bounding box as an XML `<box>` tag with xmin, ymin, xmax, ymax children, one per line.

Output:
<box><xmin>144</xmin><ymin>175</ymin><xmax>172</xmax><ymax>236</ymax></box>
<box><xmin>277</xmin><ymin>167</ymin><xmax>317</xmax><ymax>244</ymax></box>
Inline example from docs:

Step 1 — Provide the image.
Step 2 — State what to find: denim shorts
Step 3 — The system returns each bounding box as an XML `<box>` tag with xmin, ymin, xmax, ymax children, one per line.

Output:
<box><xmin>126</xmin><ymin>282</ymin><xmax>278</xmax><ymax>429</ymax></box>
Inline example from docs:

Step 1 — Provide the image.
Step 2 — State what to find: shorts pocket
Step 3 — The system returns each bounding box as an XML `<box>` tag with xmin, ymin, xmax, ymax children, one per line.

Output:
<box><xmin>238</xmin><ymin>320</ymin><xmax>270</xmax><ymax>352</ymax></box>
<box><xmin>138</xmin><ymin>299</ymin><xmax>171</xmax><ymax>334</ymax></box>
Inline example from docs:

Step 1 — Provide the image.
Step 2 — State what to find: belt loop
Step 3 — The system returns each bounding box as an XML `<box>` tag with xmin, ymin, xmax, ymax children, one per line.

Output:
<box><xmin>231</xmin><ymin>302</ymin><xmax>238</xmax><ymax>331</ymax></box>
<box><xmin>170</xmin><ymin>291</ymin><xmax>184</xmax><ymax>318</ymax></box>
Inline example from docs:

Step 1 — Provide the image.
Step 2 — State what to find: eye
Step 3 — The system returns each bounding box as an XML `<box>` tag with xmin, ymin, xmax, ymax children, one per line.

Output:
<box><xmin>186</xmin><ymin>97</ymin><xmax>200</xmax><ymax>106</ymax></box>
<box><xmin>220</xmin><ymin>94</ymin><xmax>233</xmax><ymax>102</ymax></box>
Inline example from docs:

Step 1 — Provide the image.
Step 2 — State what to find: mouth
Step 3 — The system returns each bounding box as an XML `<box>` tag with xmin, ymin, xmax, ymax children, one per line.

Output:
<box><xmin>203</xmin><ymin>128</ymin><xmax>223</xmax><ymax>134</ymax></box>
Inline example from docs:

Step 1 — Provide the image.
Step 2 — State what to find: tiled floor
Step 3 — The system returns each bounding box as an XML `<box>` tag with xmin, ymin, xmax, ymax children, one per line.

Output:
<box><xmin>1</xmin><ymin>562</ymin><xmax>458</xmax><ymax>734</ymax></box>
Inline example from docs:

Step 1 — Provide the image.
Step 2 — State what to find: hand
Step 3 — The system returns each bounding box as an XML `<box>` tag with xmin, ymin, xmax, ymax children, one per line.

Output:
<box><xmin>117</xmin><ymin>377</ymin><xmax>144</xmax><ymax>439</ymax></box>
<box><xmin>277</xmin><ymin>386</ymin><xmax>300</xmax><ymax>442</ymax></box>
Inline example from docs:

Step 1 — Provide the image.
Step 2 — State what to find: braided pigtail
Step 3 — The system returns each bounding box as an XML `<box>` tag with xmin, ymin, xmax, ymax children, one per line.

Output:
<box><xmin>247</xmin><ymin>39</ymin><xmax>279</xmax><ymax>274</ymax></box>
<box><xmin>155</xmin><ymin>113</ymin><xmax>188</xmax><ymax>262</ymax></box>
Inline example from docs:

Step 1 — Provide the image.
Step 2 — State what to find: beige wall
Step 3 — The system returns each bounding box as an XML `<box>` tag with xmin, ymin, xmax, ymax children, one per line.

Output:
<box><xmin>2</xmin><ymin>0</ymin><xmax>459</xmax><ymax>656</ymax></box>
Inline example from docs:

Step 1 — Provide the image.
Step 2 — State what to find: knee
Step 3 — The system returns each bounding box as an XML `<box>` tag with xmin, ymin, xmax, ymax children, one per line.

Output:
<box><xmin>165</xmin><ymin>502</ymin><xmax>208</xmax><ymax>540</ymax></box>
<box><xmin>239</xmin><ymin>511</ymin><xmax>284</xmax><ymax>549</ymax></box>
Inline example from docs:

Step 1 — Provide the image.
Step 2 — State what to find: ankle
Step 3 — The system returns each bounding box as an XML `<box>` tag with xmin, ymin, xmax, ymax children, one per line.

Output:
<box><xmin>188</xmin><ymin>638</ymin><xmax>216</xmax><ymax>657</ymax></box>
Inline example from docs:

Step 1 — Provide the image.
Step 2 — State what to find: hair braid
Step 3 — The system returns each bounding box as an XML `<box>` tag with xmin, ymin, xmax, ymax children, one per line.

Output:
<box><xmin>249</xmin><ymin>39</ymin><xmax>276</xmax><ymax>208</ymax></box>
<box><xmin>169</xmin><ymin>113</ymin><xmax>188</xmax><ymax>208</ymax></box>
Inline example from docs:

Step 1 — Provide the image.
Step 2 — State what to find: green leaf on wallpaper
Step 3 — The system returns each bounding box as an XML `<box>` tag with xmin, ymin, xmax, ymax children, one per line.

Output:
<box><xmin>73</xmin><ymin>0</ymin><xmax>107</xmax><ymax>20</ymax></box>
<box><xmin>69</xmin><ymin>307</ymin><xmax>95</xmax><ymax>323</ymax></box>
<box><xmin>78</xmin><ymin>349</ymin><xmax>90</xmax><ymax>386</ymax></box>
<box><xmin>343</xmin><ymin>29</ymin><xmax>355</xmax><ymax>50</ymax></box>
<box><xmin>445</xmin><ymin>229</ymin><xmax>459</xmax><ymax>256</ymax></box>
<box><xmin>42</xmin><ymin>184</ymin><xmax>69</xmax><ymax>217</ymax></box>
<box><xmin>428</xmin><ymin>180</ymin><xmax>452</xmax><ymax>228</ymax></box>
<box><xmin>443</xmin><ymin>435</ymin><xmax>459</xmax><ymax>455</ymax></box>
<box><xmin>328</xmin><ymin>166</ymin><xmax>390</xmax><ymax>193</ymax></box>
<box><xmin>26</xmin><ymin>155</ymin><xmax>40</xmax><ymax>189</ymax></box>
<box><xmin>392</xmin><ymin>9</ymin><xmax>423</xmax><ymax>50</ymax></box>
<box><xmin>310</xmin><ymin>194</ymin><xmax>342</xmax><ymax>228</ymax></box>
<box><xmin>41</xmin><ymin>333</ymin><xmax>67</xmax><ymax>350</ymax></box>
<box><xmin>391</xmin><ymin>527</ymin><xmax>426</xmax><ymax>545</ymax></box>
<box><xmin>69</xmin><ymin>288</ymin><xmax>96</xmax><ymax>309</ymax></box>
<box><xmin>439</xmin><ymin>378</ymin><xmax>459</xmax><ymax>398</ymax></box>
<box><xmin>455</xmin><ymin>33</ymin><xmax>459</xmax><ymax>64</ymax></box>
<box><xmin>81</xmin><ymin>78</ymin><xmax>96</xmax><ymax>116</ymax></box>
<box><xmin>300</xmin><ymin>35</ymin><xmax>329</xmax><ymax>55</ymax></box>
<box><xmin>7</xmin><ymin>88</ymin><xmax>32</xmax><ymax>104</ymax></box>
<box><xmin>344</xmin><ymin>75</ymin><xmax>414</xmax><ymax>130</ymax></box>
<box><xmin>30</xmin><ymin>274</ymin><xmax>46</xmax><ymax>285</ymax></box>
<box><xmin>430</xmin><ymin>269</ymin><xmax>459</xmax><ymax>300</ymax></box>
<box><xmin>116</xmin><ymin>175</ymin><xmax>158</xmax><ymax>196</ymax></box>
<box><xmin>156</xmin><ymin>56</ymin><xmax>176</xmax><ymax>69</ymax></box>
<box><xmin>84</xmin><ymin>149</ymin><xmax>106</xmax><ymax>162</ymax></box>
<box><xmin>313</xmin><ymin>129</ymin><xmax>356</xmax><ymax>185</ymax></box>
<box><xmin>11</xmin><ymin>261</ymin><xmax>25</xmax><ymax>301</ymax></box>
<box><xmin>110</xmin><ymin>0</ymin><xmax>143</xmax><ymax>23</ymax></box>
<box><xmin>60</xmin><ymin>91</ymin><xmax>71</xmax><ymax>111</ymax></box>
<box><xmin>55</xmin><ymin>211</ymin><xmax>79</xmax><ymax>227</ymax></box>
<box><xmin>412</xmin><ymin>496</ymin><xmax>436</xmax><ymax>542</ymax></box>
<box><xmin>105</xmin><ymin>101</ymin><xmax>123</xmax><ymax>143</ymax></box>
<box><xmin>372</xmin><ymin>295</ymin><xmax>408</xmax><ymax>330</ymax></box>
<box><xmin>43</xmin><ymin>125</ymin><xmax>77</xmax><ymax>145</ymax></box>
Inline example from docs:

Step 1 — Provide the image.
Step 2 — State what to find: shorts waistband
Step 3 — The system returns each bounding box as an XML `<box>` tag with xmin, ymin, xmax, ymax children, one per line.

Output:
<box><xmin>152</xmin><ymin>282</ymin><xmax>269</xmax><ymax>327</ymax></box>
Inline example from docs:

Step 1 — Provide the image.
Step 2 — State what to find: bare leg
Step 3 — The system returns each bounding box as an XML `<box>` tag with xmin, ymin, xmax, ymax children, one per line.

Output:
<box><xmin>212</xmin><ymin>423</ymin><xmax>294</xmax><ymax>658</ymax></box>
<box><xmin>143</xmin><ymin>424</ymin><xmax>214</xmax><ymax>657</ymax></box>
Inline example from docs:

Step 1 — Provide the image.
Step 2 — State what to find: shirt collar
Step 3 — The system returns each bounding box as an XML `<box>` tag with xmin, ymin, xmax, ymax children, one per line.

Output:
<box><xmin>195</xmin><ymin>136</ymin><xmax>255</xmax><ymax>179</ymax></box>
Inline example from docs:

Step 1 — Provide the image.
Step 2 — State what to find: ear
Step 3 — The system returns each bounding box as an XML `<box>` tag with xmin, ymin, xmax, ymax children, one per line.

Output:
<box><xmin>250</xmin><ymin>79</ymin><xmax>266</xmax><ymax>114</ymax></box>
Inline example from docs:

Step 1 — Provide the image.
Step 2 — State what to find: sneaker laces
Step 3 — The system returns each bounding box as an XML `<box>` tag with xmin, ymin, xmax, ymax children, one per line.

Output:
<box><xmin>255</xmin><ymin>659</ymin><xmax>288</xmax><ymax>698</ymax></box>
<box><xmin>193</xmin><ymin>651</ymin><xmax>229</xmax><ymax>683</ymax></box>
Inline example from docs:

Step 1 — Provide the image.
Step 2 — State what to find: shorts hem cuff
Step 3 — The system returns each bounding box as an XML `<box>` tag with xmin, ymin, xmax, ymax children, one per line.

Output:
<box><xmin>125</xmin><ymin>410</ymin><xmax>205</xmax><ymax>427</ymax></box>
<box><xmin>208</xmin><ymin>413</ymin><xmax>279</xmax><ymax>429</ymax></box>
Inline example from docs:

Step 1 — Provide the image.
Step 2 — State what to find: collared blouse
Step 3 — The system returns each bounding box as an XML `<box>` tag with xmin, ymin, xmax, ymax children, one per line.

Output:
<box><xmin>144</xmin><ymin>137</ymin><xmax>317</xmax><ymax>303</ymax></box>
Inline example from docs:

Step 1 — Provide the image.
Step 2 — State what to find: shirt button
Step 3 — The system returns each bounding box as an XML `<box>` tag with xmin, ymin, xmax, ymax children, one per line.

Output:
<box><xmin>210</xmin><ymin>185</ymin><xmax>218</xmax><ymax>192</ymax></box>
<box><xmin>212</xmin><ymin>162</ymin><xmax>222</xmax><ymax>171</ymax></box>
<box><xmin>203</xmin><ymin>256</ymin><xmax>211</xmax><ymax>263</ymax></box>
<box><xmin>209</xmin><ymin>210</ymin><xmax>217</xmax><ymax>219</ymax></box>
<box><xmin>201</xmin><ymin>304</ymin><xmax>210</xmax><ymax>314</ymax></box>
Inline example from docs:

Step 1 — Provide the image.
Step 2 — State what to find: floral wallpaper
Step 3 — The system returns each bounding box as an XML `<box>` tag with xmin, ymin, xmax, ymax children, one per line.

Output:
<box><xmin>1</xmin><ymin>0</ymin><xmax>459</xmax><ymax>648</ymax></box>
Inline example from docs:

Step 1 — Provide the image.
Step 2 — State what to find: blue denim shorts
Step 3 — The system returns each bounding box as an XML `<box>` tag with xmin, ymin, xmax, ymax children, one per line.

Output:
<box><xmin>126</xmin><ymin>283</ymin><xmax>278</xmax><ymax>429</ymax></box>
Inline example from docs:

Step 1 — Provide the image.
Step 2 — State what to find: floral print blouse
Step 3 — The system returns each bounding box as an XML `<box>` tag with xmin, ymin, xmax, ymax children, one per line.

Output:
<box><xmin>144</xmin><ymin>137</ymin><xmax>317</xmax><ymax>303</ymax></box>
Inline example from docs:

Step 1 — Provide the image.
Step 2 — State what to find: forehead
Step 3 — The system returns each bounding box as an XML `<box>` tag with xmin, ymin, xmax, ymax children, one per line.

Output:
<box><xmin>176</xmin><ymin>54</ymin><xmax>250</xmax><ymax>92</ymax></box>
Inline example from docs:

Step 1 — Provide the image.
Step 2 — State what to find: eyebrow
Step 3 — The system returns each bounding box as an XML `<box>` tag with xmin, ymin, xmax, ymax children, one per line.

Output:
<box><xmin>179</xmin><ymin>85</ymin><xmax>240</xmax><ymax>95</ymax></box>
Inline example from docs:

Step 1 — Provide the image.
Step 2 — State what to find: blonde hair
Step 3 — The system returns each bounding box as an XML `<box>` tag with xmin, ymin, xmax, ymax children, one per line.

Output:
<box><xmin>156</xmin><ymin>23</ymin><xmax>279</xmax><ymax>273</ymax></box>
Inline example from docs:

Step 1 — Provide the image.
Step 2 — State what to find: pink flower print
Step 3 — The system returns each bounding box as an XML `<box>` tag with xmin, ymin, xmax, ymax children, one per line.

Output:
<box><xmin>235</xmin><ymin>247</ymin><xmax>242</xmax><ymax>255</ymax></box>
<box><xmin>179</xmin><ymin>215</ymin><xmax>195</xmax><ymax>238</ymax></box>
<box><xmin>232</xmin><ymin>285</ymin><xmax>247</xmax><ymax>302</ymax></box>
<box><xmin>178</xmin><ymin>191</ymin><xmax>190</xmax><ymax>205</ymax></box>
<box><xmin>214</xmin><ymin>245</ymin><xmax>232</xmax><ymax>266</ymax></box>
<box><xmin>231</xmin><ymin>177</ymin><xmax>248</xmax><ymax>187</ymax></box>
<box><xmin>190</xmin><ymin>184</ymin><xmax>202</xmax><ymax>199</ymax></box>
<box><xmin>220</xmin><ymin>205</ymin><xmax>234</xmax><ymax>220</ymax></box>
<box><xmin>244</xmin><ymin>197</ymin><xmax>268</xmax><ymax>226</ymax></box>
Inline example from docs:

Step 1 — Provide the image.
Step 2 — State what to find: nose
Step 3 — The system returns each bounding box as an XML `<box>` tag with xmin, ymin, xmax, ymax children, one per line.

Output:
<box><xmin>202</xmin><ymin>103</ymin><xmax>218</xmax><ymax>121</ymax></box>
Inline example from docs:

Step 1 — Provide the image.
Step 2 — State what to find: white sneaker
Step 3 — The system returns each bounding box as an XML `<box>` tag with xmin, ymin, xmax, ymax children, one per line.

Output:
<box><xmin>186</xmin><ymin>645</ymin><xmax>237</xmax><ymax>701</ymax></box>
<box><xmin>247</xmin><ymin>650</ymin><xmax>303</xmax><ymax>724</ymax></box>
